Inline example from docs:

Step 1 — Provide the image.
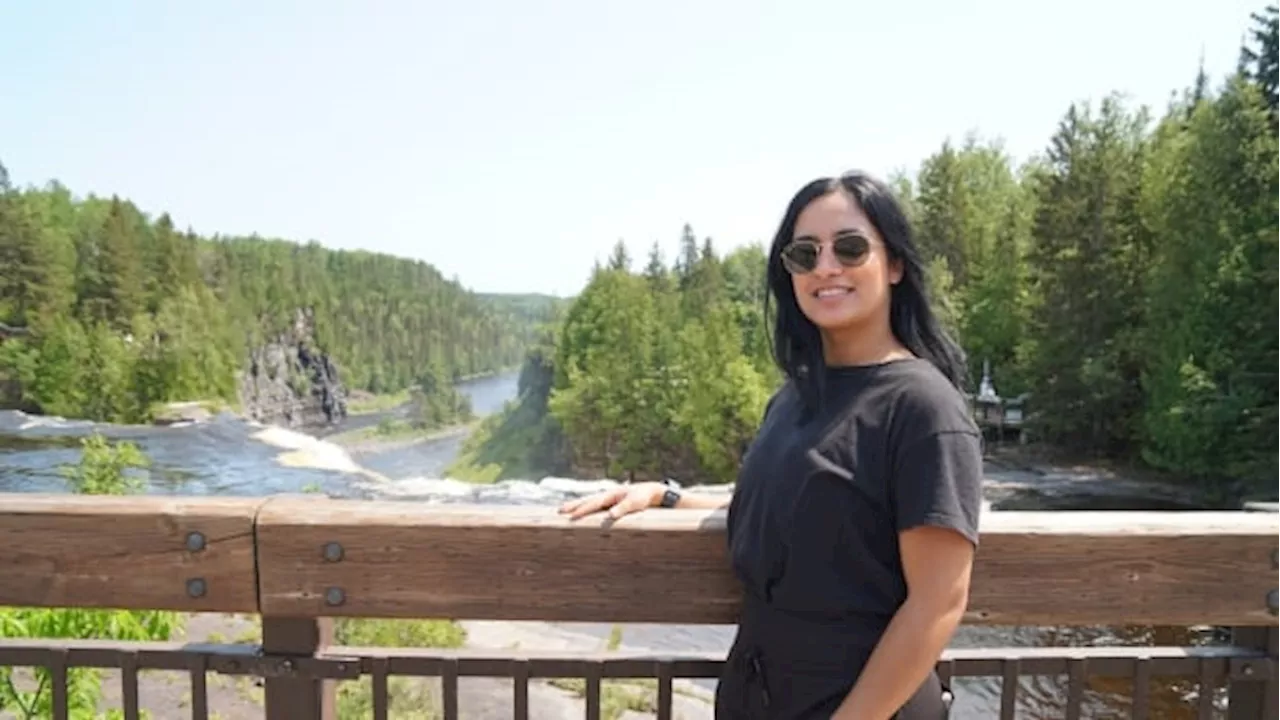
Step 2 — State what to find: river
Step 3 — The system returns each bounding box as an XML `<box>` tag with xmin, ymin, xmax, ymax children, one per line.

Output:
<box><xmin>0</xmin><ymin>370</ymin><xmax>1224</xmax><ymax>718</ymax></box>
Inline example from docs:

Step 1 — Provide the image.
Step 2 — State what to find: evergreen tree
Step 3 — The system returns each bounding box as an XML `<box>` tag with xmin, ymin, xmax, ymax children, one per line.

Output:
<box><xmin>607</xmin><ymin>240</ymin><xmax>631</xmax><ymax>271</ymax></box>
<box><xmin>0</xmin><ymin>175</ymin><xmax>561</xmax><ymax>423</ymax></box>
<box><xmin>0</xmin><ymin>191</ymin><xmax>69</xmax><ymax>327</ymax></box>
<box><xmin>1139</xmin><ymin>76</ymin><xmax>1278</xmax><ymax>494</ymax></box>
<box><xmin>1239</xmin><ymin>5</ymin><xmax>1279</xmax><ymax>117</ymax></box>
<box><xmin>1021</xmin><ymin>96</ymin><xmax>1151</xmax><ymax>453</ymax></box>
<box><xmin>77</xmin><ymin>197</ymin><xmax>144</xmax><ymax>330</ymax></box>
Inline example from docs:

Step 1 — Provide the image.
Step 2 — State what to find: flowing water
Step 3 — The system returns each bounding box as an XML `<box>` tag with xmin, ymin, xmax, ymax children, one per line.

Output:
<box><xmin>0</xmin><ymin>371</ymin><xmax>1225</xmax><ymax>718</ymax></box>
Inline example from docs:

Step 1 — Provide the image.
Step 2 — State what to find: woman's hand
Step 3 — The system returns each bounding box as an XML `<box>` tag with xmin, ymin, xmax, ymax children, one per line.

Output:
<box><xmin>558</xmin><ymin>482</ymin><xmax>666</xmax><ymax>520</ymax></box>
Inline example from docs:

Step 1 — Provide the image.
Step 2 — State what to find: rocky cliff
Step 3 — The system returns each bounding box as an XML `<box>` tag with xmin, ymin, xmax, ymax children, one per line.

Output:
<box><xmin>238</xmin><ymin>308</ymin><xmax>348</xmax><ymax>428</ymax></box>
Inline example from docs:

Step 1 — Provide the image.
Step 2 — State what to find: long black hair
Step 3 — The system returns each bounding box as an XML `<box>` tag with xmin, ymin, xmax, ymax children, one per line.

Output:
<box><xmin>764</xmin><ymin>170</ymin><xmax>968</xmax><ymax>410</ymax></box>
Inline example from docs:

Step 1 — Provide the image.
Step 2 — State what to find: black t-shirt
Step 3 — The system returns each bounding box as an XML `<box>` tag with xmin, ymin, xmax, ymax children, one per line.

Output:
<box><xmin>726</xmin><ymin>357</ymin><xmax>983</xmax><ymax>638</ymax></box>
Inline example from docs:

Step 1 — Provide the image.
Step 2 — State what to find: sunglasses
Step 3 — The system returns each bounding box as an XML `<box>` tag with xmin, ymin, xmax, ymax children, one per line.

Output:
<box><xmin>780</xmin><ymin>233</ymin><xmax>873</xmax><ymax>275</ymax></box>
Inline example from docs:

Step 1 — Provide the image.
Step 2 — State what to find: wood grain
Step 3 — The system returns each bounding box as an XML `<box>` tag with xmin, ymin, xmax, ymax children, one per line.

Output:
<box><xmin>0</xmin><ymin>493</ymin><xmax>263</xmax><ymax>613</ymax></box>
<box><xmin>967</xmin><ymin>524</ymin><xmax>1277</xmax><ymax>626</ymax></box>
<box><xmin>253</xmin><ymin>499</ymin><xmax>1280</xmax><ymax>626</ymax></box>
<box><xmin>255</xmin><ymin>498</ymin><xmax>740</xmax><ymax>623</ymax></box>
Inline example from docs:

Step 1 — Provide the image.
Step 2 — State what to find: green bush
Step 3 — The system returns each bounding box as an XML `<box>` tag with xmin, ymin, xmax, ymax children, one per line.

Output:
<box><xmin>0</xmin><ymin>433</ymin><xmax>183</xmax><ymax>719</ymax></box>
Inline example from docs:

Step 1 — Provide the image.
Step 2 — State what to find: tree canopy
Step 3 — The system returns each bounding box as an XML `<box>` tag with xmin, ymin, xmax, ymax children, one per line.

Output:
<box><xmin>467</xmin><ymin>9</ymin><xmax>1278</xmax><ymax>500</ymax></box>
<box><xmin>0</xmin><ymin>181</ymin><xmax>561</xmax><ymax>422</ymax></box>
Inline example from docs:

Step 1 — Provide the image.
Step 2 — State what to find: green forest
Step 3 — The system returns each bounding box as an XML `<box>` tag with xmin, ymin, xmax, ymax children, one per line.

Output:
<box><xmin>454</xmin><ymin>7</ymin><xmax>1278</xmax><ymax>501</ymax></box>
<box><xmin>0</xmin><ymin>170</ymin><xmax>562</xmax><ymax>424</ymax></box>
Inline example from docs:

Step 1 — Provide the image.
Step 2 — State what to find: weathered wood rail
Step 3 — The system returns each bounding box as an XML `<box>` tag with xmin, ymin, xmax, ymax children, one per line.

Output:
<box><xmin>0</xmin><ymin>492</ymin><xmax>1276</xmax><ymax>719</ymax></box>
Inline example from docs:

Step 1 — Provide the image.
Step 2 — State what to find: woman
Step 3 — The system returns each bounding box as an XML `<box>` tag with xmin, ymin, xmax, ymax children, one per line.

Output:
<box><xmin>559</xmin><ymin>170</ymin><xmax>983</xmax><ymax>719</ymax></box>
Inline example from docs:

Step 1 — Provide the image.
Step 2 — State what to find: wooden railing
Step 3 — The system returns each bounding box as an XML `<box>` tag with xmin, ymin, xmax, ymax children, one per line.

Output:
<box><xmin>0</xmin><ymin>492</ymin><xmax>1276</xmax><ymax>719</ymax></box>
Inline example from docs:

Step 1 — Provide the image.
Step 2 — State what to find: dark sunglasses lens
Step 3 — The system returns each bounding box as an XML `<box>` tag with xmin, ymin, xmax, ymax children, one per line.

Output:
<box><xmin>833</xmin><ymin>235</ymin><xmax>870</xmax><ymax>265</ymax></box>
<box><xmin>781</xmin><ymin>243</ymin><xmax>818</xmax><ymax>273</ymax></box>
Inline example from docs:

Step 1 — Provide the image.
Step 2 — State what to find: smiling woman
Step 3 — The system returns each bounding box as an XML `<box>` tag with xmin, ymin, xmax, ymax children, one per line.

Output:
<box><xmin>781</xmin><ymin>206</ymin><xmax>901</xmax><ymax>359</ymax></box>
<box><xmin>561</xmin><ymin>171</ymin><xmax>981</xmax><ymax>719</ymax></box>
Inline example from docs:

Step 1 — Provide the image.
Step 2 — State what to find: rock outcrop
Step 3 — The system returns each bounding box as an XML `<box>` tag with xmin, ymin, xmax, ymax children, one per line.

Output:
<box><xmin>238</xmin><ymin>308</ymin><xmax>348</xmax><ymax>428</ymax></box>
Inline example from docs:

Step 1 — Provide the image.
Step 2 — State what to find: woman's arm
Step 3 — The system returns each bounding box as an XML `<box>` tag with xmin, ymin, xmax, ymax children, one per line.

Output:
<box><xmin>558</xmin><ymin>481</ymin><xmax>728</xmax><ymax>520</ymax></box>
<box><xmin>830</xmin><ymin>525</ymin><xmax>974</xmax><ymax>719</ymax></box>
<box><xmin>833</xmin><ymin>378</ymin><xmax>984</xmax><ymax>720</ymax></box>
<box><xmin>670</xmin><ymin>492</ymin><xmax>729</xmax><ymax>510</ymax></box>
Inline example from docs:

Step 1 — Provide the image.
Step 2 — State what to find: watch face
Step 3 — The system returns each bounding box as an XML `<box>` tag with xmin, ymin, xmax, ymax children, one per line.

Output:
<box><xmin>661</xmin><ymin>489</ymin><xmax>681</xmax><ymax>508</ymax></box>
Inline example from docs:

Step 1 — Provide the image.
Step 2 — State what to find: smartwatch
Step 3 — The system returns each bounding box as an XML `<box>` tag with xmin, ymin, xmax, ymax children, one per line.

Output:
<box><xmin>658</xmin><ymin>477</ymin><xmax>682</xmax><ymax>509</ymax></box>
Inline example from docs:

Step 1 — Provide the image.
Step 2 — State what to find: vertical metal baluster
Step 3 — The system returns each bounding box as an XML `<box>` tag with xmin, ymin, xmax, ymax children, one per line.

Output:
<box><xmin>442</xmin><ymin>658</ymin><xmax>459</xmax><ymax>720</ymax></box>
<box><xmin>1131</xmin><ymin>657</ymin><xmax>1150</xmax><ymax>719</ymax></box>
<box><xmin>584</xmin><ymin>663</ymin><xmax>603</xmax><ymax>720</ymax></box>
<box><xmin>1000</xmin><ymin>658</ymin><xmax>1019</xmax><ymax>720</ymax></box>
<box><xmin>121</xmin><ymin>651</ymin><xmax>141</xmax><ymax>720</ymax></box>
<box><xmin>1065</xmin><ymin>657</ymin><xmax>1087</xmax><ymax>720</ymax></box>
<box><xmin>372</xmin><ymin>657</ymin><xmax>389</xmax><ymax>720</ymax></box>
<box><xmin>1196</xmin><ymin>657</ymin><xmax>1215</xmax><ymax>720</ymax></box>
<box><xmin>50</xmin><ymin>650</ymin><xmax>69</xmax><ymax>720</ymax></box>
<box><xmin>188</xmin><ymin>654</ymin><xmax>208</xmax><ymax>719</ymax></box>
<box><xmin>657</xmin><ymin>662</ymin><xmax>673</xmax><ymax>720</ymax></box>
<box><xmin>513</xmin><ymin>661</ymin><xmax>530</xmax><ymax>720</ymax></box>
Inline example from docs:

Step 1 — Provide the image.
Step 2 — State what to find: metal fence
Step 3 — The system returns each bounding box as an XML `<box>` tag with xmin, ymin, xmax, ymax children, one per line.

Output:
<box><xmin>2</xmin><ymin>628</ymin><xmax>1276</xmax><ymax>718</ymax></box>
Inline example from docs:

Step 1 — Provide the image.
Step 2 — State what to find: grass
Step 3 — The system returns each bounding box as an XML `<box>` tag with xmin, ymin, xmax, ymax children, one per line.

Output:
<box><xmin>445</xmin><ymin>396</ymin><xmax>567</xmax><ymax>484</ymax></box>
<box><xmin>334</xmin><ymin>618</ymin><xmax>467</xmax><ymax>648</ymax></box>
<box><xmin>546</xmin><ymin>625</ymin><xmax>654</xmax><ymax>719</ymax></box>
<box><xmin>347</xmin><ymin>389</ymin><xmax>414</xmax><ymax>415</ymax></box>
<box><xmin>329</xmin><ymin>416</ymin><xmax>479</xmax><ymax>448</ymax></box>
<box><xmin>546</xmin><ymin>677</ymin><xmax>659</xmax><ymax>720</ymax></box>
<box><xmin>542</xmin><ymin>625</ymin><xmax>707</xmax><ymax>720</ymax></box>
<box><xmin>334</xmin><ymin>619</ymin><xmax>467</xmax><ymax>719</ymax></box>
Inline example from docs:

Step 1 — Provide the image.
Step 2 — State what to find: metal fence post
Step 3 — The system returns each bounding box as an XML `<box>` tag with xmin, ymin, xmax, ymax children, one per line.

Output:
<box><xmin>263</xmin><ymin>616</ymin><xmax>335</xmax><ymax>719</ymax></box>
<box><xmin>1228</xmin><ymin>625</ymin><xmax>1280</xmax><ymax>712</ymax></box>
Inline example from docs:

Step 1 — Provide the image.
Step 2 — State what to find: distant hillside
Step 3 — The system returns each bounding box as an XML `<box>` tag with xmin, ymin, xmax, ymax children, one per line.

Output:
<box><xmin>0</xmin><ymin>171</ymin><xmax>548</xmax><ymax>423</ymax></box>
<box><xmin>476</xmin><ymin>292</ymin><xmax>572</xmax><ymax>327</ymax></box>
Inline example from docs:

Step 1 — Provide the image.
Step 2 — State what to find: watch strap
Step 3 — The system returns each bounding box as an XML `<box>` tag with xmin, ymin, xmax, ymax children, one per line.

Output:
<box><xmin>658</xmin><ymin>478</ymin><xmax>682</xmax><ymax>508</ymax></box>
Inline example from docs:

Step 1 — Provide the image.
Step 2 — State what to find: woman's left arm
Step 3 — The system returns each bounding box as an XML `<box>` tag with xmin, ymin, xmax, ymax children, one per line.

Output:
<box><xmin>833</xmin><ymin>413</ymin><xmax>984</xmax><ymax>720</ymax></box>
<box><xmin>830</xmin><ymin>525</ymin><xmax>974</xmax><ymax>719</ymax></box>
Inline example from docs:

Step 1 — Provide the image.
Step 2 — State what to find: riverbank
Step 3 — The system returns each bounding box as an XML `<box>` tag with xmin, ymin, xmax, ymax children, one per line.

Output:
<box><xmin>345</xmin><ymin>388</ymin><xmax>413</xmax><ymax>415</ymax></box>
<box><xmin>146</xmin><ymin>364</ymin><xmax>520</xmax><ymax>429</ymax></box>
<box><xmin>983</xmin><ymin>442</ymin><xmax>1263</xmax><ymax>509</ymax></box>
<box><xmin>345</xmin><ymin>366</ymin><xmax>520</xmax><ymax>417</ymax></box>
<box><xmin>326</xmin><ymin>418</ymin><xmax>480</xmax><ymax>455</ymax></box>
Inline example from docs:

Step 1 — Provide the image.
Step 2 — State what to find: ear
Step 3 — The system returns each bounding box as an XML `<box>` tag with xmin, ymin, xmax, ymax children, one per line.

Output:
<box><xmin>888</xmin><ymin>256</ymin><xmax>904</xmax><ymax>285</ymax></box>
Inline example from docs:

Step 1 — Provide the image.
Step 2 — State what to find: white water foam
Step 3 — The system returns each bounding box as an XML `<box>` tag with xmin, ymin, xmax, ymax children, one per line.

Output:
<box><xmin>10</xmin><ymin>410</ymin><xmax>93</xmax><ymax>431</ymax></box>
<box><xmin>242</xmin><ymin>426</ymin><xmax>1000</xmax><ymax>514</ymax></box>
<box><xmin>348</xmin><ymin>474</ymin><xmax>867</xmax><ymax>508</ymax></box>
<box><xmin>249</xmin><ymin>425</ymin><xmax>387</xmax><ymax>481</ymax></box>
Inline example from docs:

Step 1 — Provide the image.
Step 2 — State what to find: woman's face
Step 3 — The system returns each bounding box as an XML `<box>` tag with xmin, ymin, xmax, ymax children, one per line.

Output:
<box><xmin>785</xmin><ymin>190</ymin><xmax>902</xmax><ymax>336</ymax></box>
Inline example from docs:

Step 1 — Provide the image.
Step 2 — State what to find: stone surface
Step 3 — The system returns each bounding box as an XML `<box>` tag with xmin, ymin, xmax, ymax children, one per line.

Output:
<box><xmin>237</xmin><ymin>307</ymin><xmax>348</xmax><ymax>428</ymax></box>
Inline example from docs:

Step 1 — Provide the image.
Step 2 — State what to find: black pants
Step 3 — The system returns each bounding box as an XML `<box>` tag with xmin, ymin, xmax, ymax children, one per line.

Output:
<box><xmin>713</xmin><ymin>632</ymin><xmax>951</xmax><ymax>719</ymax></box>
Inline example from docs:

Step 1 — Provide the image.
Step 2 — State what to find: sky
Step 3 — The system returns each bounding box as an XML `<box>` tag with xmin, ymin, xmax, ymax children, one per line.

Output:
<box><xmin>0</xmin><ymin>0</ymin><xmax>1265</xmax><ymax>297</ymax></box>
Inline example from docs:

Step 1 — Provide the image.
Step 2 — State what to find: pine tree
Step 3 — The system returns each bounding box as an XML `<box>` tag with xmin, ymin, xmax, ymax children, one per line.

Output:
<box><xmin>643</xmin><ymin>242</ymin><xmax>672</xmax><ymax>293</ymax></box>
<box><xmin>0</xmin><ymin>192</ymin><xmax>67</xmax><ymax>327</ymax></box>
<box><xmin>1238</xmin><ymin>5</ymin><xmax>1278</xmax><ymax>117</ymax></box>
<box><xmin>1022</xmin><ymin>97</ymin><xmax>1151</xmax><ymax>453</ymax></box>
<box><xmin>78</xmin><ymin>197</ymin><xmax>144</xmax><ymax>330</ymax></box>
<box><xmin>674</xmin><ymin>224</ymin><xmax>700</xmax><ymax>290</ymax></box>
<box><xmin>607</xmin><ymin>240</ymin><xmax>631</xmax><ymax>271</ymax></box>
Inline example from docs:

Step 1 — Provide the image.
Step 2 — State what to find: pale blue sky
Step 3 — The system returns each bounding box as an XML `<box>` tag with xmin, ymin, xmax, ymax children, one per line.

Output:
<box><xmin>1</xmin><ymin>1</ymin><xmax>1262</xmax><ymax>296</ymax></box>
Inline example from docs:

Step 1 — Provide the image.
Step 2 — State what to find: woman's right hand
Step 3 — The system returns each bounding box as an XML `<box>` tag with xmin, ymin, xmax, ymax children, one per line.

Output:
<box><xmin>558</xmin><ymin>481</ymin><xmax>666</xmax><ymax>520</ymax></box>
